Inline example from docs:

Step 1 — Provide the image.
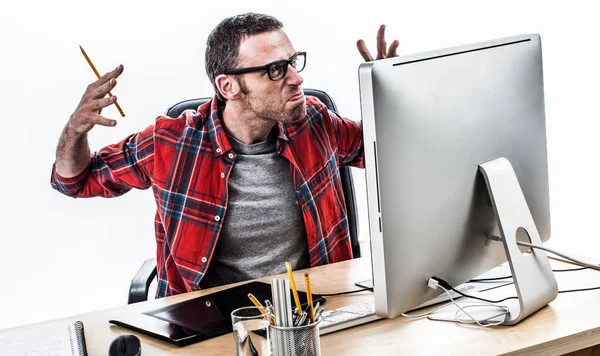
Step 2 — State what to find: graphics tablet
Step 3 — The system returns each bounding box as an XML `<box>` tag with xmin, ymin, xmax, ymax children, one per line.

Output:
<box><xmin>109</xmin><ymin>281</ymin><xmax>325</xmax><ymax>346</ymax></box>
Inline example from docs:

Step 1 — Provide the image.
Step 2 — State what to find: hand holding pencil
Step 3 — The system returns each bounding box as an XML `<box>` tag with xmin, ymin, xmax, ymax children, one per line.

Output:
<box><xmin>67</xmin><ymin>47</ymin><xmax>125</xmax><ymax>136</ymax></box>
<box><xmin>79</xmin><ymin>46</ymin><xmax>125</xmax><ymax>117</ymax></box>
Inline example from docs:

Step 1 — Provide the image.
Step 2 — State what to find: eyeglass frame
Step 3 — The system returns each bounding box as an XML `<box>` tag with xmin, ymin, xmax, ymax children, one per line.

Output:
<box><xmin>223</xmin><ymin>51</ymin><xmax>307</xmax><ymax>81</ymax></box>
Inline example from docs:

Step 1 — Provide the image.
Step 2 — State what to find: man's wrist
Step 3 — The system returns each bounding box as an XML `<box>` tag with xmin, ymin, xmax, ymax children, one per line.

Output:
<box><xmin>64</xmin><ymin>120</ymin><xmax>88</xmax><ymax>138</ymax></box>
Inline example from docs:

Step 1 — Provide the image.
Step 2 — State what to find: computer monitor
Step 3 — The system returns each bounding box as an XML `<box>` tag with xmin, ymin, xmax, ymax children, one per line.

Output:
<box><xmin>358</xmin><ymin>33</ymin><xmax>558</xmax><ymax>325</ymax></box>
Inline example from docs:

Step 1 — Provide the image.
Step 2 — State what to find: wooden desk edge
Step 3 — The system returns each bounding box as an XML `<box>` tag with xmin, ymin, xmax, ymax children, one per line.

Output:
<box><xmin>502</xmin><ymin>327</ymin><xmax>600</xmax><ymax>356</ymax></box>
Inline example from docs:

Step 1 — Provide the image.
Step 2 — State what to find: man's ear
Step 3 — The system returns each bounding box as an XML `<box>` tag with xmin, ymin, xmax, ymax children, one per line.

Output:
<box><xmin>215</xmin><ymin>74</ymin><xmax>242</xmax><ymax>101</ymax></box>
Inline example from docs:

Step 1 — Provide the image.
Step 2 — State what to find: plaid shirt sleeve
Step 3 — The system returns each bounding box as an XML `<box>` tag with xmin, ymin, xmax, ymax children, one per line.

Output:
<box><xmin>325</xmin><ymin>108</ymin><xmax>365</xmax><ymax>169</ymax></box>
<box><xmin>50</xmin><ymin>123</ymin><xmax>155</xmax><ymax>198</ymax></box>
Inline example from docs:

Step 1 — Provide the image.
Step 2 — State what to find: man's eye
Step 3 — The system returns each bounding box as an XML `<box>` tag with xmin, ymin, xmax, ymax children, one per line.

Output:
<box><xmin>269</xmin><ymin>65</ymin><xmax>282</xmax><ymax>76</ymax></box>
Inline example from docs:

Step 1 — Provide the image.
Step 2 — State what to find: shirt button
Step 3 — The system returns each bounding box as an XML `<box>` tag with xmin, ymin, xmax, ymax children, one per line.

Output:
<box><xmin>228</xmin><ymin>153</ymin><xmax>234</xmax><ymax>159</ymax></box>
<box><xmin>201</xmin><ymin>257</ymin><xmax>207</xmax><ymax>263</ymax></box>
<box><xmin>220</xmin><ymin>172</ymin><xmax>225</xmax><ymax>178</ymax></box>
<box><xmin>216</xmin><ymin>148</ymin><xmax>221</xmax><ymax>153</ymax></box>
<box><xmin>214</xmin><ymin>215</ymin><xmax>220</xmax><ymax>221</ymax></box>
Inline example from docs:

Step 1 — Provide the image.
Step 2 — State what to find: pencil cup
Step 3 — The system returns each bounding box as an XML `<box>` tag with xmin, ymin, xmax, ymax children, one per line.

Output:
<box><xmin>270</xmin><ymin>319</ymin><xmax>321</xmax><ymax>356</ymax></box>
<box><xmin>231</xmin><ymin>306</ymin><xmax>271</xmax><ymax>356</ymax></box>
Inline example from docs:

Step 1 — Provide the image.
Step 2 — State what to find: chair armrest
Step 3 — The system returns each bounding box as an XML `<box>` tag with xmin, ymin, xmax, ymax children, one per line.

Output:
<box><xmin>128</xmin><ymin>258</ymin><xmax>157</xmax><ymax>304</ymax></box>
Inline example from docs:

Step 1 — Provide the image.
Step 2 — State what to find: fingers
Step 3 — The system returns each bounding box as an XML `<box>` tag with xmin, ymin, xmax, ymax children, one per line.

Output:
<box><xmin>387</xmin><ymin>40</ymin><xmax>400</xmax><ymax>58</ymax></box>
<box><xmin>88</xmin><ymin>64</ymin><xmax>124</xmax><ymax>92</ymax></box>
<box><xmin>91</xmin><ymin>95</ymin><xmax>118</xmax><ymax>112</ymax></box>
<box><xmin>359</xmin><ymin>25</ymin><xmax>399</xmax><ymax>62</ymax></box>
<box><xmin>376</xmin><ymin>24</ymin><xmax>387</xmax><ymax>60</ymax></box>
<box><xmin>69</xmin><ymin>67</ymin><xmax>123</xmax><ymax>135</ymax></box>
<box><xmin>98</xmin><ymin>64</ymin><xmax>124</xmax><ymax>86</ymax></box>
<box><xmin>90</xmin><ymin>113</ymin><xmax>117</xmax><ymax>127</ymax></box>
<box><xmin>356</xmin><ymin>40</ymin><xmax>374</xmax><ymax>62</ymax></box>
<box><xmin>92</xmin><ymin>78</ymin><xmax>118</xmax><ymax>99</ymax></box>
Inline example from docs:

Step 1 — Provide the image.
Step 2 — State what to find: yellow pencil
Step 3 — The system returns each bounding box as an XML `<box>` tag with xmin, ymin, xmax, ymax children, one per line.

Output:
<box><xmin>285</xmin><ymin>261</ymin><xmax>303</xmax><ymax>313</ymax></box>
<box><xmin>304</xmin><ymin>273</ymin><xmax>315</xmax><ymax>323</ymax></box>
<box><xmin>247</xmin><ymin>293</ymin><xmax>267</xmax><ymax>314</ymax></box>
<box><xmin>79</xmin><ymin>45</ymin><xmax>125</xmax><ymax>117</ymax></box>
<box><xmin>247</xmin><ymin>293</ymin><xmax>275</xmax><ymax>324</ymax></box>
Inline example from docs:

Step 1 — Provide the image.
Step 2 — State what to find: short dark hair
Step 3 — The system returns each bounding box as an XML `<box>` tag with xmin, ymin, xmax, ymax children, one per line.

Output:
<box><xmin>205</xmin><ymin>13</ymin><xmax>284</xmax><ymax>101</ymax></box>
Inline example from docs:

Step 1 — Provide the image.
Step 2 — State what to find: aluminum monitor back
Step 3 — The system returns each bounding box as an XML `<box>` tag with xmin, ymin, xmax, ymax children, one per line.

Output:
<box><xmin>358</xmin><ymin>34</ymin><xmax>550</xmax><ymax>318</ymax></box>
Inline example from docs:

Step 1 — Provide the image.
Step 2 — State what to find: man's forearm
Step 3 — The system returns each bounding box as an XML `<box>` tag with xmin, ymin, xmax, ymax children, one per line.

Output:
<box><xmin>54</xmin><ymin>123</ymin><xmax>92</xmax><ymax>178</ymax></box>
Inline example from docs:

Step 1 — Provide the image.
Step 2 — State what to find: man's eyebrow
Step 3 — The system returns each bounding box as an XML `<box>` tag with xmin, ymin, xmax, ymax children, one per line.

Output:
<box><xmin>268</xmin><ymin>52</ymin><xmax>298</xmax><ymax>63</ymax></box>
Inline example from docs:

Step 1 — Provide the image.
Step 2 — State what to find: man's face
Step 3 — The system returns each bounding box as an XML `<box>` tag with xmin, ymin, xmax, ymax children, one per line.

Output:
<box><xmin>234</xmin><ymin>30</ymin><xmax>306</xmax><ymax>124</ymax></box>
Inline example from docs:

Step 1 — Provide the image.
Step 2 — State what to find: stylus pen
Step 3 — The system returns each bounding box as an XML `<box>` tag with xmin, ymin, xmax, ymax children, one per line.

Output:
<box><xmin>314</xmin><ymin>305</ymin><xmax>323</xmax><ymax>317</ymax></box>
<box><xmin>295</xmin><ymin>312</ymin><xmax>307</xmax><ymax>327</ymax></box>
<box><xmin>314</xmin><ymin>308</ymin><xmax>324</xmax><ymax>321</ymax></box>
<box><xmin>285</xmin><ymin>261</ymin><xmax>303</xmax><ymax>313</ymax></box>
<box><xmin>265</xmin><ymin>299</ymin><xmax>274</xmax><ymax>313</ymax></box>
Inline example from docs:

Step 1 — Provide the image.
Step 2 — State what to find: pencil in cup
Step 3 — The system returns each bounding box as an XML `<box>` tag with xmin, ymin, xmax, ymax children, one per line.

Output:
<box><xmin>79</xmin><ymin>45</ymin><xmax>125</xmax><ymax>117</ymax></box>
<box><xmin>247</xmin><ymin>293</ymin><xmax>275</xmax><ymax>325</ymax></box>
<box><xmin>285</xmin><ymin>261</ymin><xmax>303</xmax><ymax>312</ymax></box>
<box><xmin>304</xmin><ymin>273</ymin><xmax>315</xmax><ymax>323</ymax></box>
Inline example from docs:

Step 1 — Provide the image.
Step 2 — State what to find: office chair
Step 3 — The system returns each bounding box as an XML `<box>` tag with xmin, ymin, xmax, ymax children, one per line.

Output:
<box><xmin>127</xmin><ymin>88</ymin><xmax>360</xmax><ymax>304</ymax></box>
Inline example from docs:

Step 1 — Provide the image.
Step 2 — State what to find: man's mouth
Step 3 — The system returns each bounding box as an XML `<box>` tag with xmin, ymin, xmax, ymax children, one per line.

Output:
<box><xmin>289</xmin><ymin>92</ymin><xmax>304</xmax><ymax>102</ymax></box>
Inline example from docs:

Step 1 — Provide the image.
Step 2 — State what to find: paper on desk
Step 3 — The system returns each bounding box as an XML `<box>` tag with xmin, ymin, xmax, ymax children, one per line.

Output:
<box><xmin>0</xmin><ymin>324</ymin><xmax>74</xmax><ymax>356</ymax></box>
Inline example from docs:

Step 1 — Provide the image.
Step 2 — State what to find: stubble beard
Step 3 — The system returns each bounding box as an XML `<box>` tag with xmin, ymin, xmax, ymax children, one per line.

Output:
<box><xmin>245</xmin><ymin>92</ymin><xmax>306</xmax><ymax>124</ymax></box>
<box><xmin>237</xmin><ymin>77</ymin><xmax>306</xmax><ymax>124</ymax></box>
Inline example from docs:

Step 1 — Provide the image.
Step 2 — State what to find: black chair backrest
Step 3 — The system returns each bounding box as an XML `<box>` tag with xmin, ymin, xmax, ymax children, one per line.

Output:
<box><xmin>165</xmin><ymin>89</ymin><xmax>360</xmax><ymax>258</ymax></box>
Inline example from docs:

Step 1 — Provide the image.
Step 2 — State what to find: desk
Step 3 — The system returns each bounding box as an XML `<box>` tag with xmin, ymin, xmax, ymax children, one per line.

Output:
<box><xmin>2</xmin><ymin>257</ymin><xmax>600</xmax><ymax>355</ymax></box>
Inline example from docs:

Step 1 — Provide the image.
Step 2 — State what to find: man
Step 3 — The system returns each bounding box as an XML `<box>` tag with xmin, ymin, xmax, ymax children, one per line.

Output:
<box><xmin>51</xmin><ymin>13</ymin><xmax>398</xmax><ymax>298</ymax></box>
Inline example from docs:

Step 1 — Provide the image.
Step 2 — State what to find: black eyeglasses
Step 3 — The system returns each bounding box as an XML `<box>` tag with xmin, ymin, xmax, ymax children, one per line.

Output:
<box><xmin>224</xmin><ymin>52</ymin><xmax>306</xmax><ymax>81</ymax></box>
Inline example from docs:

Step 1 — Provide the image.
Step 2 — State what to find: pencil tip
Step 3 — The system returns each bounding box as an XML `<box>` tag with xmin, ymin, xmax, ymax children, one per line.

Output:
<box><xmin>304</xmin><ymin>272</ymin><xmax>309</xmax><ymax>277</ymax></box>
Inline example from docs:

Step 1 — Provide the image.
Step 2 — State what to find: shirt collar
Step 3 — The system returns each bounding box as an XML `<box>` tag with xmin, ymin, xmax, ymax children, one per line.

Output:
<box><xmin>203</xmin><ymin>95</ymin><xmax>232</xmax><ymax>157</ymax></box>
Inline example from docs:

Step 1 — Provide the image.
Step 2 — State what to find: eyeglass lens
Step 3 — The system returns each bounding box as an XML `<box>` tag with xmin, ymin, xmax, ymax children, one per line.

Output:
<box><xmin>268</xmin><ymin>53</ymin><xmax>306</xmax><ymax>80</ymax></box>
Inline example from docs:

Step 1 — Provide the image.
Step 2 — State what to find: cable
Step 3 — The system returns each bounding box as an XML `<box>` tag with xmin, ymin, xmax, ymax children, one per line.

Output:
<box><xmin>559</xmin><ymin>286</ymin><xmax>600</xmax><ymax>294</ymax></box>
<box><xmin>434</xmin><ymin>276</ymin><xmax>600</xmax><ymax>308</ymax></box>
<box><xmin>426</xmin><ymin>279</ymin><xmax>509</xmax><ymax>327</ymax></box>
<box><xmin>432</xmin><ymin>276</ymin><xmax>518</xmax><ymax>304</ymax></box>
<box><xmin>553</xmin><ymin>267</ymin><xmax>589</xmax><ymax>272</ymax></box>
<box><xmin>450</xmin><ymin>300</ymin><xmax>509</xmax><ymax>326</ymax></box>
<box><xmin>516</xmin><ymin>241</ymin><xmax>600</xmax><ymax>271</ymax></box>
<box><xmin>470</xmin><ymin>266</ymin><xmax>588</xmax><ymax>283</ymax></box>
<box><xmin>401</xmin><ymin>301</ymin><xmax>460</xmax><ymax>319</ymax></box>
<box><xmin>402</xmin><ymin>282</ymin><xmax>509</xmax><ymax>326</ymax></box>
<box><xmin>318</xmin><ymin>287</ymin><xmax>372</xmax><ymax>297</ymax></box>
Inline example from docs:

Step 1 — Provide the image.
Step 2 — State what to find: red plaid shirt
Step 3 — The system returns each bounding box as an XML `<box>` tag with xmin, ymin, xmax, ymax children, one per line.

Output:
<box><xmin>51</xmin><ymin>95</ymin><xmax>364</xmax><ymax>297</ymax></box>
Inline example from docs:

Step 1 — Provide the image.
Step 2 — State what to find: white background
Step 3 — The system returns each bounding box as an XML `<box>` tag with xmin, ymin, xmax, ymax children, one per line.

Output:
<box><xmin>0</xmin><ymin>0</ymin><xmax>598</xmax><ymax>330</ymax></box>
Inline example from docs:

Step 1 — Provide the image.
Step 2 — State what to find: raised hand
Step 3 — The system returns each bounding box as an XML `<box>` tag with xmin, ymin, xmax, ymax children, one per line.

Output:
<box><xmin>67</xmin><ymin>64</ymin><xmax>124</xmax><ymax>135</ymax></box>
<box><xmin>356</xmin><ymin>25</ymin><xmax>399</xmax><ymax>62</ymax></box>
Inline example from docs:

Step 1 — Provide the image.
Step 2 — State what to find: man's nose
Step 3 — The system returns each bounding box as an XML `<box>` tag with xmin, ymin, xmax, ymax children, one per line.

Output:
<box><xmin>286</xmin><ymin>65</ymin><xmax>304</xmax><ymax>86</ymax></box>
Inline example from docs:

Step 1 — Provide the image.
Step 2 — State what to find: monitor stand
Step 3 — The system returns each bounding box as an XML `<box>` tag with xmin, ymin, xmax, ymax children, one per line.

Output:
<box><xmin>430</xmin><ymin>157</ymin><xmax>558</xmax><ymax>325</ymax></box>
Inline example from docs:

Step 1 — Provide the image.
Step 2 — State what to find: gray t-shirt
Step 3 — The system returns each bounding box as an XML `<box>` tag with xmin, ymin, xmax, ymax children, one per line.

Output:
<box><xmin>200</xmin><ymin>132</ymin><xmax>310</xmax><ymax>288</ymax></box>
